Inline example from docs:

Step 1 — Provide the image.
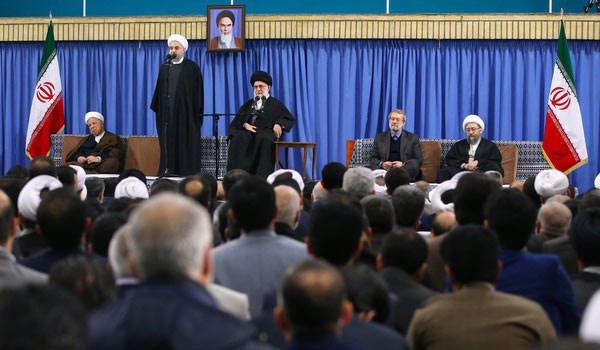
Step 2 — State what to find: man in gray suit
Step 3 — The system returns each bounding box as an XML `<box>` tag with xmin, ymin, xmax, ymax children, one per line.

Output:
<box><xmin>370</xmin><ymin>109</ymin><xmax>423</xmax><ymax>181</ymax></box>
<box><xmin>0</xmin><ymin>190</ymin><xmax>47</xmax><ymax>288</ymax></box>
<box><xmin>212</xmin><ymin>176</ymin><xmax>309</xmax><ymax>317</ymax></box>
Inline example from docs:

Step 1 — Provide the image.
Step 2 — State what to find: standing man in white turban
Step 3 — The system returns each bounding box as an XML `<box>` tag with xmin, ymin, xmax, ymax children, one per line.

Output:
<box><xmin>437</xmin><ymin>114</ymin><xmax>503</xmax><ymax>182</ymax></box>
<box><xmin>65</xmin><ymin>111</ymin><xmax>124</xmax><ymax>174</ymax></box>
<box><xmin>151</xmin><ymin>34</ymin><xmax>204</xmax><ymax>176</ymax></box>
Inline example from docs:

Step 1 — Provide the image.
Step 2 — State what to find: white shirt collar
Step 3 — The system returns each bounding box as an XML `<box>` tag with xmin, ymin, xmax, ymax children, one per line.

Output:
<box><xmin>172</xmin><ymin>56</ymin><xmax>184</xmax><ymax>65</ymax></box>
<box><xmin>94</xmin><ymin>131</ymin><xmax>105</xmax><ymax>143</ymax></box>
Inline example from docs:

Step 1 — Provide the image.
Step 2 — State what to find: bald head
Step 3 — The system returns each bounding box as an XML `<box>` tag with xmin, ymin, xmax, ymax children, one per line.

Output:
<box><xmin>275</xmin><ymin>185</ymin><xmax>301</xmax><ymax>227</ymax></box>
<box><xmin>537</xmin><ymin>202</ymin><xmax>572</xmax><ymax>238</ymax></box>
<box><xmin>431</xmin><ymin>211</ymin><xmax>457</xmax><ymax>237</ymax></box>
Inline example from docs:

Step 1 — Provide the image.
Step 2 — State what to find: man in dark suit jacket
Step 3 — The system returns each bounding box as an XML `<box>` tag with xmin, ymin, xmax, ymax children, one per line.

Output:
<box><xmin>370</xmin><ymin>109</ymin><xmax>423</xmax><ymax>181</ymax></box>
<box><xmin>90</xmin><ymin>193</ymin><xmax>268</xmax><ymax>350</ymax></box>
<box><xmin>569</xmin><ymin>208</ymin><xmax>600</xmax><ymax>310</ymax></box>
<box><xmin>378</xmin><ymin>229</ymin><xmax>437</xmax><ymax>334</ymax></box>
<box><xmin>437</xmin><ymin>114</ymin><xmax>503</xmax><ymax>182</ymax></box>
<box><xmin>65</xmin><ymin>111</ymin><xmax>124</xmax><ymax>174</ymax></box>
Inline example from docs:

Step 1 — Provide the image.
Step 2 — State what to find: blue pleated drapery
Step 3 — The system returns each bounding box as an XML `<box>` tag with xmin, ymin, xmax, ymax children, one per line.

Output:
<box><xmin>1</xmin><ymin>39</ymin><xmax>599</xmax><ymax>190</ymax></box>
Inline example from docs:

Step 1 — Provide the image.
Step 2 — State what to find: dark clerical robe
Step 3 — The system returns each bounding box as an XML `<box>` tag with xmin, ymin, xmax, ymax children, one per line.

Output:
<box><xmin>437</xmin><ymin>137</ymin><xmax>503</xmax><ymax>182</ymax></box>
<box><xmin>151</xmin><ymin>58</ymin><xmax>203</xmax><ymax>176</ymax></box>
<box><xmin>65</xmin><ymin>131</ymin><xmax>124</xmax><ymax>173</ymax></box>
<box><xmin>226</xmin><ymin>97</ymin><xmax>295</xmax><ymax>178</ymax></box>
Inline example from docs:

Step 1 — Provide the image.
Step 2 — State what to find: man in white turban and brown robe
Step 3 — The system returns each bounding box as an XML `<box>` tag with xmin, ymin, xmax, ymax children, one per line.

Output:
<box><xmin>437</xmin><ymin>114</ymin><xmax>503</xmax><ymax>182</ymax></box>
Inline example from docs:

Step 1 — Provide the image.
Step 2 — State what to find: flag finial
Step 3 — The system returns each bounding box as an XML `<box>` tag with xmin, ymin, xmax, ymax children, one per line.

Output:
<box><xmin>560</xmin><ymin>8</ymin><xmax>563</xmax><ymax>19</ymax></box>
<box><xmin>49</xmin><ymin>12</ymin><xmax>53</xmax><ymax>22</ymax></box>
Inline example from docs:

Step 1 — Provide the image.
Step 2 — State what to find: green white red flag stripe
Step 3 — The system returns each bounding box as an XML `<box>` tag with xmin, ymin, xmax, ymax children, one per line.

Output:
<box><xmin>25</xmin><ymin>21</ymin><xmax>65</xmax><ymax>159</ymax></box>
<box><xmin>541</xmin><ymin>20</ymin><xmax>587</xmax><ymax>174</ymax></box>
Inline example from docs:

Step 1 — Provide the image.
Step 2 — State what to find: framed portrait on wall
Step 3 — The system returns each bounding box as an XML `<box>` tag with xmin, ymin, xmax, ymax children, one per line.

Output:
<box><xmin>207</xmin><ymin>5</ymin><xmax>245</xmax><ymax>52</ymax></box>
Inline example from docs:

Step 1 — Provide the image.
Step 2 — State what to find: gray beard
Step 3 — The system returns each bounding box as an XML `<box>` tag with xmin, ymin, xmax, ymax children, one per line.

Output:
<box><xmin>468</xmin><ymin>136</ymin><xmax>480</xmax><ymax>144</ymax></box>
<box><xmin>390</xmin><ymin>125</ymin><xmax>401</xmax><ymax>133</ymax></box>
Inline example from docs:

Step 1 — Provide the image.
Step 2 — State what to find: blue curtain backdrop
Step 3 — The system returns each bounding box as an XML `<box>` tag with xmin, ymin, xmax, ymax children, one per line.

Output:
<box><xmin>1</xmin><ymin>39</ymin><xmax>599</xmax><ymax>190</ymax></box>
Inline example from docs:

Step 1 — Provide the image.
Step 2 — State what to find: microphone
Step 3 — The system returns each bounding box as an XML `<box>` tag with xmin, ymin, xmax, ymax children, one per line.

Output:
<box><xmin>250</xmin><ymin>96</ymin><xmax>261</xmax><ymax>125</ymax></box>
<box><xmin>163</xmin><ymin>53</ymin><xmax>176</xmax><ymax>64</ymax></box>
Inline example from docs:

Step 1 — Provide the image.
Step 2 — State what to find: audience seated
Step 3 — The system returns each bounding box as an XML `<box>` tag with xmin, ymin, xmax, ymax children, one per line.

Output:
<box><xmin>391</xmin><ymin>185</ymin><xmax>425</xmax><ymax>230</ymax></box>
<box><xmin>454</xmin><ymin>172</ymin><xmax>499</xmax><ymax>225</ymax></box>
<box><xmin>487</xmin><ymin>189</ymin><xmax>581</xmax><ymax>334</ymax></box>
<box><xmin>274</xmin><ymin>185</ymin><xmax>304</xmax><ymax>242</ymax></box>
<box><xmin>423</xmin><ymin>211</ymin><xmax>457</xmax><ymax>292</ymax></box>
<box><xmin>360</xmin><ymin>195</ymin><xmax>395</xmax><ymax>253</ymax></box>
<box><xmin>343</xmin><ymin>167</ymin><xmax>375</xmax><ymax>200</ymax></box>
<box><xmin>407</xmin><ymin>225</ymin><xmax>557</xmax><ymax>349</ymax></box>
<box><xmin>569</xmin><ymin>208</ymin><xmax>600</xmax><ymax>310</ymax></box>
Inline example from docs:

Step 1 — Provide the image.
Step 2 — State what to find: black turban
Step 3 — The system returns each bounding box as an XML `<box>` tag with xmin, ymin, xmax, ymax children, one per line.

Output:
<box><xmin>216</xmin><ymin>10</ymin><xmax>235</xmax><ymax>26</ymax></box>
<box><xmin>250</xmin><ymin>71</ymin><xmax>272</xmax><ymax>86</ymax></box>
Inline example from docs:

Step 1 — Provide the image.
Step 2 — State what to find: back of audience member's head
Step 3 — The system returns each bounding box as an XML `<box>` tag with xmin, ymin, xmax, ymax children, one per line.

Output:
<box><xmin>380</xmin><ymin>228</ymin><xmax>428</xmax><ymax>276</ymax></box>
<box><xmin>391</xmin><ymin>185</ymin><xmax>425</xmax><ymax>228</ymax></box>
<box><xmin>108</xmin><ymin>224</ymin><xmax>133</xmax><ymax>280</ymax></box>
<box><xmin>484</xmin><ymin>189</ymin><xmax>537</xmax><ymax>250</ymax></box>
<box><xmin>118</xmin><ymin>168</ymin><xmax>147</xmax><ymax>186</ymax></box>
<box><xmin>535</xmin><ymin>169</ymin><xmax>570</xmax><ymax>200</ymax></box>
<box><xmin>0</xmin><ymin>284</ymin><xmax>87</xmax><ymax>350</ymax></box>
<box><xmin>56</xmin><ymin>165</ymin><xmax>76</xmax><ymax>189</ymax></box>
<box><xmin>272</xmin><ymin>177</ymin><xmax>301</xmax><ymax>196</ymax></box>
<box><xmin>342</xmin><ymin>167</ymin><xmax>374</xmax><ymax>200</ymax></box>
<box><xmin>5</xmin><ymin>165</ymin><xmax>28</xmax><ymax>179</ymax></box>
<box><xmin>431</xmin><ymin>211</ymin><xmax>458</xmax><ymax>237</ymax></box>
<box><xmin>49</xmin><ymin>256</ymin><xmax>116</xmax><ymax>312</ymax></box>
<box><xmin>107</xmin><ymin>197</ymin><xmax>132</xmax><ymax>214</ymax></box>
<box><xmin>17</xmin><ymin>175</ymin><xmax>62</xmax><ymax>224</ymax></box>
<box><xmin>0</xmin><ymin>190</ymin><xmax>15</xmax><ymax>245</ymax></box>
<box><xmin>302</xmin><ymin>180</ymin><xmax>317</xmax><ymax>212</ymax></box>
<box><xmin>37</xmin><ymin>187</ymin><xmax>86</xmax><ymax>250</ymax></box>
<box><xmin>454</xmin><ymin>172</ymin><xmax>499</xmax><ymax>225</ymax></box>
<box><xmin>149</xmin><ymin>178</ymin><xmax>178</xmax><ymax>196</ymax></box>
<box><xmin>536</xmin><ymin>202</ymin><xmax>572</xmax><ymax>238</ymax></box>
<box><xmin>84</xmin><ymin>197</ymin><xmax>106</xmax><ymax>227</ymax></box>
<box><xmin>341</xmin><ymin>264</ymin><xmax>390</xmax><ymax>323</ymax></box>
<box><xmin>484</xmin><ymin>170</ymin><xmax>503</xmax><ymax>187</ymax></box>
<box><xmin>0</xmin><ymin>177</ymin><xmax>25</xmax><ymax>217</ymax></box>
<box><xmin>103</xmin><ymin>177</ymin><xmax>119</xmax><ymax>198</ymax></box>
<box><xmin>213</xmin><ymin>201</ymin><xmax>241</xmax><ymax>242</ymax></box>
<box><xmin>222</xmin><ymin>169</ymin><xmax>250</xmax><ymax>200</ymax></box>
<box><xmin>523</xmin><ymin>176</ymin><xmax>542</xmax><ymax>209</ymax></box>
<box><xmin>179</xmin><ymin>175</ymin><xmax>212</xmax><ymax>210</ymax></box>
<box><xmin>88</xmin><ymin>212</ymin><xmax>127</xmax><ymax>257</ymax></box>
<box><xmin>569</xmin><ymin>208</ymin><xmax>600</xmax><ymax>268</ymax></box>
<box><xmin>274</xmin><ymin>185</ymin><xmax>301</xmax><ymax>228</ymax></box>
<box><xmin>360</xmin><ymin>195</ymin><xmax>394</xmax><ymax>236</ymax></box>
<box><xmin>276</xmin><ymin>258</ymin><xmax>348</xmax><ymax>338</ymax></box>
<box><xmin>228</xmin><ymin>176</ymin><xmax>276</xmax><ymax>233</ymax></box>
<box><xmin>28</xmin><ymin>156</ymin><xmax>57</xmax><ymax>179</ymax></box>
<box><xmin>309</xmin><ymin>190</ymin><xmax>363</xmax><ymax>266</ymax></box>
<box><xmin>311</xmin><ymin>181</ymin><xmax>327</xmax><ymax>202</ymax></box>
<box><xmin>579</xmin><ymin>189</ymin><xmax>600</xmax><ymax>212</ymax></box>
<box><xmin>385</xmin><ymin>168</ymin><xmax>411</xmax><ymax>195</ymax></box>
<box><xmin>441</xmin><ymin>224</ymin><xmax>499</xmax><ymax>286</ymax></box>
<box><xmin>196</xmin><ymin>171</ymin><xmax>218</xmax><ymax>202</ymax></box>
<box><xmin>114</xmin><ymin>177</ymin><xmax>148</xmax><ymax>199</ymax></box>
<box><xmin>85</xmin><ymin>177</ymin><xmax>105</xmax><ymax>201</ymax></box>
<box><xmin>562</xmin><ymin>198</ymin><xmax>579</xmax><ymax>220</ymax></box>
<box><xmin>321</xmin><ymin>162</ymin><xmax>346</xmax><ymax>191</ymax></box>
<box><xmin>128</xmin><ymin>193</ymin><xmax>212</xmax><ymax>281</ymax></box>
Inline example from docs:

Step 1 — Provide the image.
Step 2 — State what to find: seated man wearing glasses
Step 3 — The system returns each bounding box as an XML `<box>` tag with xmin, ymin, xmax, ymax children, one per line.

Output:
<box><xmin>370</xmin><ymin>109</ymin><xmax>423</xmax><ymax>181</ymax></box>
<box><xmin>437</xmin><ymin>114</ymin><xmax>503</xmax><ymax>183</ymax></box>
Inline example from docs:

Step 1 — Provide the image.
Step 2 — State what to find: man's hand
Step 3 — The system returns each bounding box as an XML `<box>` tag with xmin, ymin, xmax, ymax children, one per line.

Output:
<box><xmin>243</xmin><ymin>123</ymin><xmax>257</xmax><ymax>133</ymax></box>
<box><xmin>464</xmin><ymin>160</ymin><xmax>479</xmax><ymax>171</ymax></box>
<box><xmin>273</xmin><ymin>124</ymin><xmax>282</xmax><ymax>139</ymax></box>
<box><xmin>86</xmin><ymin>155</ymin><xmax>101</xmax><ymax>164</ymax></box>
<box><xmin>382</xmin><ymin>161</ymin><xmax>393</xmax><ymax>170</ymax></box>
<box><xmin>391</xmin><ymin>161</ymin><xmax>404</xmax><ymax>168</ymax></box>
<box><xmin>77</xmin><ymin>156</ymin><xmax>87</xmax><ymax>165</ymax></box>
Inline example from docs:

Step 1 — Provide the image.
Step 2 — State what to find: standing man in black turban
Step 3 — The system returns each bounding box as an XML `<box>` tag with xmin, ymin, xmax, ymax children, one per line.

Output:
<box><xmin>226</xmin><ymin>71</ymin><xmax>295</xmax><ymax>178</ymax></box>
<box><xmin>151</xmin><ymin>34</ymin><xmax>204</xmax><ymax>176</ymax></box>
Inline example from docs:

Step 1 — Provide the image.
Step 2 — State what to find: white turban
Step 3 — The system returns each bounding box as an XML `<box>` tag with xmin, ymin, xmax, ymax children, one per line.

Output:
<box><xmin>595</xmin><ymin>173</ymin><xmax>600</xmax><ymax>189</ymax></box>
<box><xmin>267</xmin><ymin>169</ymin><xmax>305</xmax><ymax>192</ymax></box>
<box><xmin>535</xmin><ymin>169</ymin><xmax>569</xmax><ymax>198</ymax></box>
<box><xmin>85</xmin><ymin>111</ymin><xmax>104</xmax><ymax>124</ymax></box>
<box><xmin>69</xmin><ymin>165</ymin><xmax>88</xmax><ymax>200</ymax></box>
<box><xmin>372</xmin><ymin>169</ymin><xmax>387</xmax><ymax>179</ymax></box>
<box><xmin>114</xmin><ymin>177</ymin><xmax>149</xmax><ymax>199</ymax></box>
<box><xmin>17</xmin><ymin>175</ymin><xmax>63</xmax><ymax>221</ymax></box>
<box><xmin>167</xmin><ymin>34</ymin><xmax>188</xmax><ymax>51</ymax></box>
<box><xmin>428</xmin><ymin>171</ymin><xmax>469</xmax><ymax>214</ymax></box>
<box><xmin>462</xmin><ymin>114</ymin><xmax>485</xmax><ymax>132</ymax></box>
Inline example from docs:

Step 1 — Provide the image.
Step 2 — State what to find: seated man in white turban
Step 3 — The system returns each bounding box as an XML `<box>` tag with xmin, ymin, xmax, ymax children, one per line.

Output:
<box><xmin>66</xmin><ymin>111</ymin><xmax>124</xmax><ymax>174</ymax></box>
<box><xmin>437</xmin><ymin>114</ymin><xmax>503</xmax><ymax>182</ymax></box>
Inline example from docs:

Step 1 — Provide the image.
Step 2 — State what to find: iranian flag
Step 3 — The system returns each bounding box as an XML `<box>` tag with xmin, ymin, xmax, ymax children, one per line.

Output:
<box><xmin>541</xmin><ymin>20</ymin><xmax>587</xmax><ymax>174</ymax></box>
<box><xmin>25</xmin><ymin>21</ymin><xmax>65</xmax><ymax>159</ymax></box>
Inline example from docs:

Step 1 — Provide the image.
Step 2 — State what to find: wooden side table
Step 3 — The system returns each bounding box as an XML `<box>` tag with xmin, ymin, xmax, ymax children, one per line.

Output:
<box><xmin>274</xmin><ymin>141</ymin><xmax>317</xmax><ymax>179</ymax></box>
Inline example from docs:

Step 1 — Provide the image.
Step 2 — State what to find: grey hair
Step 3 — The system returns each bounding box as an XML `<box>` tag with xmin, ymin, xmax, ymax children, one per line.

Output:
<box><xmin>537</xmin><ymin>201</ymin><xmax>572</xmax><ymax>238</ymax></box>
<box><xmin>128</xmin><ymin>193</ymin><xmax>212</xmax><ymax>280</ymax></box>
<box><xmin>387</xmin><ymin>109</ymin><xmax>406</xmax><ymax>122</ymax></box>
<box><xmin>275</xmin><ymin>185</ymin><xmax>301</xmax><ymax>227</ymax></box>
<box><xmin>108</xmin><ymin>224</ymin><xmax>133</xmax><ymax>279</ymax></box>
<box><xmin>312</xmin><ymin>182</ymin><xmax>327</xmax><ymax>202</ymax></box>
<box><xmin>343</xmin><ymin>167</ymin><xmax>374</xmax><ymax>200</ymax></box>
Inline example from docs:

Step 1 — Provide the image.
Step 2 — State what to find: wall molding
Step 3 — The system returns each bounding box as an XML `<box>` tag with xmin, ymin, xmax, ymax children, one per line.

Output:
<box><xmin>1</xmin><ymin>14</ymin><xmax>598</xmax><ymax>42</ymax></box>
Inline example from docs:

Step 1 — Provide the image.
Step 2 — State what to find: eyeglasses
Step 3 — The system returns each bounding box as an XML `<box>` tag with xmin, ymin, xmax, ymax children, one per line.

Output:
<box><xmin>465</xmin><ymin>127</ymin><xmax>481</xmax><ymax>132</ymax></box>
